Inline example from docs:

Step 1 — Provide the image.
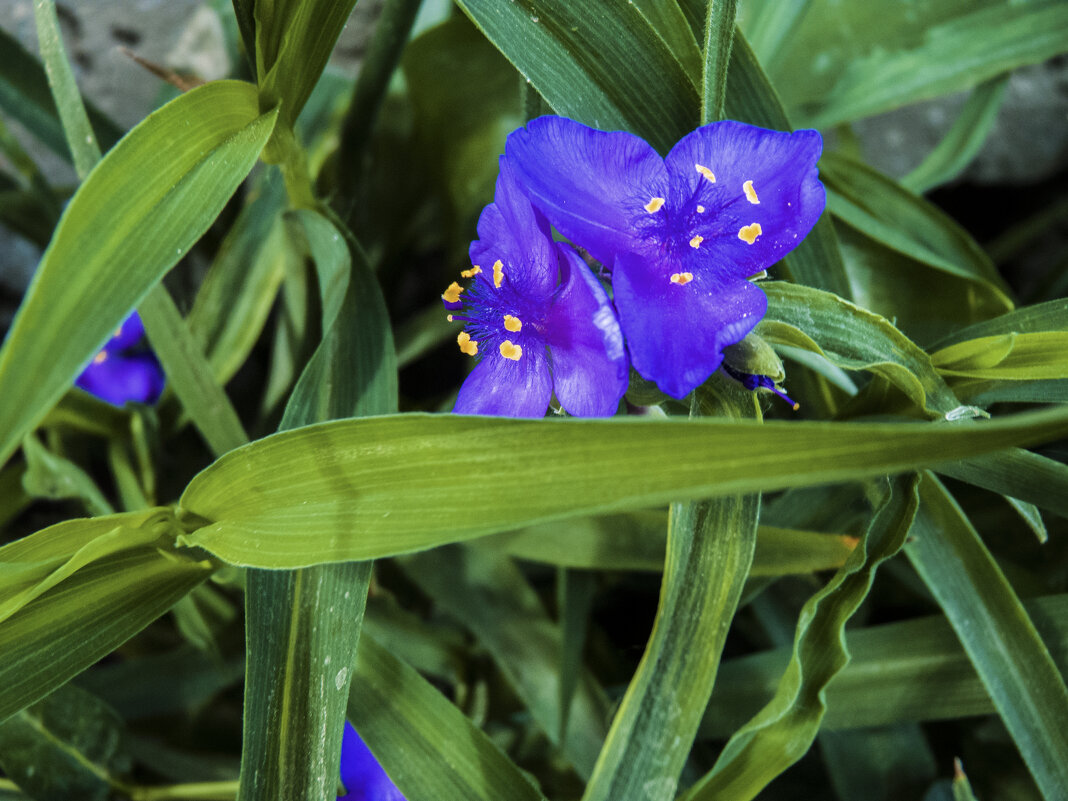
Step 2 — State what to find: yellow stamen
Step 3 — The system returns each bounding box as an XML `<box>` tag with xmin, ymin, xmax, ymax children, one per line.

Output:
<box><xmin>670</xmin><ymin>272</ymin><xmax>694</xmax><ymax>285</ymax></box>
<box><xmin>499</xmin><ymin>340</ymin><xmax>523</xmax><ymax>361</ymax></box>
<box><xmin>738</xmin><ymin>223</ymin><xmax>762</xmax><ymax>245</ymax></box>
<box><xmin>92</xmin><ymin>351</ymin><xmax>107</xmax><ymax>364</ymax></box>
<box><xmin>446</xmin><ymin>314</ymin><xmax>454</xmax><ymax>322</ymax></box>
<box><xmin>695</xmin><ymin>164</ymin><xmax>716</xmax><ymax>182</ymax></box>
<box><xmin>113</xmin><ymin>326</ymin><xmax>123</xmax><ymax>338</ymax></box>
<box><xmin>461</xmin><ymin>265</ymin><xmax>482</xmax><ymax>278</ymax></box>
<box><xmin>457</xmin><ymin>331</ymin><xmax>478</xmax><ymax>356</ymax></box>
<box><xmin>696</xmin><ymin>205</ymin><xmax>705</xmax><ymax>213</ymax></box>
<box><xmin>689</xmin><ymin>234</ymin><xmax>704</xmax><ymax>249</ymax></box>
<box><xmin>743</xmin><ymin>180</ymin><xmax>760</xmax><ymax>204</ymax></box>
<box><xmin>644</xmin><ymin>197</ymin><xmax>665</xmax><ymax>213</ymax></box>
<box><xmin>503</xmin><ymin>315</ymin><xmax>522</xmax><ymax>332</ymax></box>
<box><xmin>492</xmin><ymin>259</ymin><xmax>504</xmax><ymax>289</ymax></box>
<box><xmin>442</xmin><ymin>281</ymin><xmax>464</xmax><ymax>304</ymax></box>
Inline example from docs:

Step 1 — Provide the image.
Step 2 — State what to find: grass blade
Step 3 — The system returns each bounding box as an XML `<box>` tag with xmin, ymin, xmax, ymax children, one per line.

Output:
<box><xmin>683</xmin><ymin>474</ymin><xmax>920</xmax><ymax>801</ymax></box>
<box><xmin>176</xmin><ymin>406</ymin><xmax>1068</xmax><ymax>566</ymax></box>
<box><xmin>907</xmin><ymin>474</ymin><xmax>1068</xmax><ymax>800</ymax></box>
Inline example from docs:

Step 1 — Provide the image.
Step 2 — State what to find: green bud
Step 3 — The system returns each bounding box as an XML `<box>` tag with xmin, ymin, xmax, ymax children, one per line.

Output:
<box><xmin>722</xmin><ymin>333</ymin><xmax>785</xmax><ymax>384</ymax></box>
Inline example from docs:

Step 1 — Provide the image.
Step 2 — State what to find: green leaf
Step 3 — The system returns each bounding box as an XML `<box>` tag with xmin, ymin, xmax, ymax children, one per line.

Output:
<box><xmin>702</xmin><ymin>594</ymin><xmax>1068</xmax><ymax>736</ymax></box>
<box><xmin>0</xmin><ymin>510</ymin><xmax>161</xmax><ymax>621</ymax></box>
<box><xmin>933</xmin><ymin>332</ymin><xmax>1068</xmax><ymax>380</ymax></box>
<box><xmin>454</xmin><ymin>0</ymin><xmax>698</xmax><ymax>152</ymax></box>
<box><xmin>0</xmin><ymin>26</ymin><xmax>122</xmax><ymax>161</ymax></box>
<box><xmin>254</xmin><ymin>0</ymin><xmax>361</xmax><ymax>127</ymax></box>
<box><xmin>929</xmin><ymin>298</ymin><xmax>1068</xmax><ymax>349</ymax></box>
<box><xmin>237</xmin><ymin>210</ymin><xmax>396</xmax><ymax>801</ymax></box>
<box><xmin>0</xmin><ymin>80</ymin><xmax>277</xmax><ymax>468</ymax></box>
<box><xmin>280</xmin><ymin>210</ymin><xmax>398</xmax><ymax>426</ymax></box>
<box><xmin>935</xmin><ymin>448</ymin><xmax>1068</xmax><ymax>520</ymax></box>
<box><xmin>0</xmin><ymin>684</ymin><xmax>128</xmax><ymax>801</ymax></box>
<box><xmin>478</xmin><ymin>514</ymin><xmax>856</xmax><ymax>576</ymax></box>
<box><xmin>558</xmin><ymin>568</ymin><xmax>597</xmax><ymax>743</ymax></box>
<box><xmin>836</xmin><ymin>225</ymin><xmax>1012</xmax><ymax>346</ymax></box>
<box><xmin>907</xmin><ymin>474</ymin><xmax>1068</xmax><ymax>800</ymax></box>
<box><xmin>682</xmin><ymin>474</ymin><xmax>920</xmax><ymax>801</ymax></box>
<box><xmin>582</xmin><ymin>385</ymin><xmax>759</xmax><ymax>801</ymax></box>
<box><xmin>33</xmin><ymin>0</ymin><xmax>102</xmax><ymax>179</ymax></box>
<box><xmin>20</xmin><ymin>434</ymin><xmax>113</xmax><ymax>517</ymax></box>
<box><xmin>0</xmin><ymin>513</ymin><xmax>214</xmax><ymax>725</ymax></box>
<box><xmin>349</xmin><ymin>634</ymin><xmax>549</xmax><ymax>801</ymax></box>
<box><xmin>631</xmin><ymin>0</ymin><xmax>703</xmax><ymax>84</ymax></box>
<box><xmin>901</xmin><ymin>74</ymin><xmax>1010</xmax><ymax>194</ymax></box>
<box><xmin>821</xmin><ymin>152</ymin><xmax>1013</xmax><ymax>308</ymax></box>
<box><xmin>401</xmin><ymin>546</ymin><xmax>610</xmax><ymax>778</ymax></box>
<box><xmin>700</xmin><ymin>0</ymin><xmax>738</xmax><ymax>123</ymax></box>
<box><xmin>139</xmin><ymin>285</ymin><xmax>249</xmax><ymax>458</ymax></box>
<box><xmin>186</xmin><ymin>171</ymin><xmax>288</xmax><ymax>385</ymax></box>
<box><xmin>238</xmin><ymin>565</ymin><xmax>369</xmax><ymax>801</ymax></box>
<box><xmin>760</xmin><ymin>281</ymin><xmax>962</xmax><ymax>418</ymax></box>
<box><xmin>177</xmin><ymin>406</ymin><xmax>1068</xmax><ymax>567</ymax></box>
<box><xmin>770</xmin><ymin>0</ymin><xmax>1068</xmax><ymax>128</ymax></box>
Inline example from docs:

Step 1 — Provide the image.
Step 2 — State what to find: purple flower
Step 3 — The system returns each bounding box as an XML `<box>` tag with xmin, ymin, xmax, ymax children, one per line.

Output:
<box><xmin>75</xmin><ymin>312</ymin><xmax>164</xmax><ymax>406</ymax></box>
<box><xmin>337</xmin><ymin>721</ymin><xmax>405</xmax><ymax>801</ymax></box>
<box><xmin>443</xmin><ymin>157</ymin><xmax>628</xmax><ymax>417</ymax></box>
<box><xmin>504</xmin><ymin>116</ymin><xmax>825</xmax><ymax>399</ymax></box>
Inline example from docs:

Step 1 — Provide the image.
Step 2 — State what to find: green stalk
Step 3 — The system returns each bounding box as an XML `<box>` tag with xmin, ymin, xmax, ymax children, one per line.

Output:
<box><xmin>701</xmin><ymin>0</ymin><xmax>738</xmax><ymax>124</ymax></box>
<box><xmin>581</xmin><ymin>382</ymin><xmax>760</xmax><ymax>801</ymax></box>
<box><xmin>33</xmin><ymin>0</ymin><xmax>100</xmax><ymax>179</ymax></box>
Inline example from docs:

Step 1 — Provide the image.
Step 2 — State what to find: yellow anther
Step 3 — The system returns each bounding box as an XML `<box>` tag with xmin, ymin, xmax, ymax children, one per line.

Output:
<box><xmin>670</xmin><ymin>272</ymin><xmax>694</xmax><ymax>285</ymax></box>
<box><xmin>696</xmin><ymin>205</ymin><xmax>706</xmax><ymax>213</ymax></box>
<box><xmin>92</xmin><ymin>351</ymin><xmax>108</xmax><ymax>364</ymax></box>
<box><xmin>113</xmin><ymin>326</ymin><xmax>123</xmax><ymax>338</ymax></box>
<box><xmin>499</xmin><ymin>340</ymin><xmax>523</xmax><ymax>361</ymax></box>
<box><xmin>738</xmin><ymin>223</ymin><xmax>763</xmax><ymax>245</ymax></box>
<box><xmin>442</xmin><ymin>281</ymin><xmax>464</xmax><ymax>304</ymax></box>
<box><xmin>644</xmin><ymin>197</ymin><xmax>665</xmax><ymax>213</ymax></box>
<box><xmin>492</xmin><ymin>259</ymin><xmax>504</xmax><ymax>289</ymax></box>
<box><xmin>461</xmin><ymin>265</ymin><xmax>482</xmax><ymax>278</ymax></box>
<box><xmin>503</xmin><ymin>315</ymin><xmax>522</xmax><ymax>332</ymax></box>
<box><xmin>695</xmin><ymin>164</ymin><xmax>716</xmax><ymax>182</ymax></box>
<box><xmin>446</xmin><ymin>314</ymin><xmax>454</xmax><ymax>322</ymax></box>
<box><xmin>457</xmin><ymin>331</ymin><xmax>478</xmax><ymax>356</ymax></box>
<box><xmin>689</xmin><ymin>234</ymin><xmax>704</xmax><ymax>249</ymax></box>
<box><xmin>743</xmin><ymin>180</ymin><xmax>760</xmax><ymax>204</ymax></box>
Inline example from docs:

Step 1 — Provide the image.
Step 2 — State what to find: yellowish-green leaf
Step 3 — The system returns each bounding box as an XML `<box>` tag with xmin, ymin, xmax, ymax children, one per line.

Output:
<box><xmin>0</xmin><ymin>80</ymin><xmax>277</xmax><ymax>468</ymax></box>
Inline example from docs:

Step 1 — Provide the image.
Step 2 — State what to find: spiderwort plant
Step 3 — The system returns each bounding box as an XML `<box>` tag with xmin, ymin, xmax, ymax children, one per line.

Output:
<box><xmin>75</xmin><ymin>311</ymin><xmax>164</xmax><ymax>406</ymax></box>
<box><xmin>337</xmin><ymin>721</ymin><xmax>406</xmax><ymax>801</ymax></box>
<box><xmin>443</xmin><ymin>158</ymin><xmax>628</xmax><ymax>417</ymax></box>
<box><xmin>505</xmin><ymin>116</ymin><xmax>826</xmax><ymax>399</ymax></box>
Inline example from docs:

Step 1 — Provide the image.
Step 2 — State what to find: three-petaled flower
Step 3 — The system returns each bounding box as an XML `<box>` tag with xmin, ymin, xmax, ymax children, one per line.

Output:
<box><xmin>505</xmin><ymin>116</ymin><xmax>825</xmax><ymax>398</ymax></box>
<box><xmin>443</xmin><ymin>157</ymin><xmax>628</xmax><ymax>417</ymax></box>
<box><xmin>337</xmin><ymin>721</ymin><xmax>406</xmax><ymax>801</ymax></box>
<box><xmin>76</xmin><ymin>312</ymin><xmax>165</xmax><ymax>406</ymax></box>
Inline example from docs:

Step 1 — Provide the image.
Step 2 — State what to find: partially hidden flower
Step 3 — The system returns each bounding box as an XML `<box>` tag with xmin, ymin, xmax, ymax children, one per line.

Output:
<box><xmin>338</xmin><ymin>721</ymin><xmax>405</xmax><ymax>801</ymax></box>
<box><xmin>442</xmin><ymin>157</ymin><xmax>628</xmax><ymax>417</ymax></box>
<box><xmin>504</xmin><ymin>116</ymin><xmax>825</xmax><ymax>399</ymax></box>
<box><xmin>75</xmin><ymin>312</ymin><xmax>164</xmax><ymax>406</ymax></box>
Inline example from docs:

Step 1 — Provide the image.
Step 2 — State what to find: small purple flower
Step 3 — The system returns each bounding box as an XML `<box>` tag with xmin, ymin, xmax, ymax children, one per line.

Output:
<box><xmin>504</xmin><ymin>116</ymin><xmax>825</xmax><ymax>399</ymax></box>
<box><xmin>75</xmin><ymin>312</ymin><xmax>164</xmax><ymax>406</ymax></box>
<box><xmin>443</xmin><ymin>157</ymin><xmax>628</xmax><ymax>418</ymax></box>
<box><xmin>338</xmin><ymin>721</ymin><xmax>405</xmax><ymax>801</ymax></box>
